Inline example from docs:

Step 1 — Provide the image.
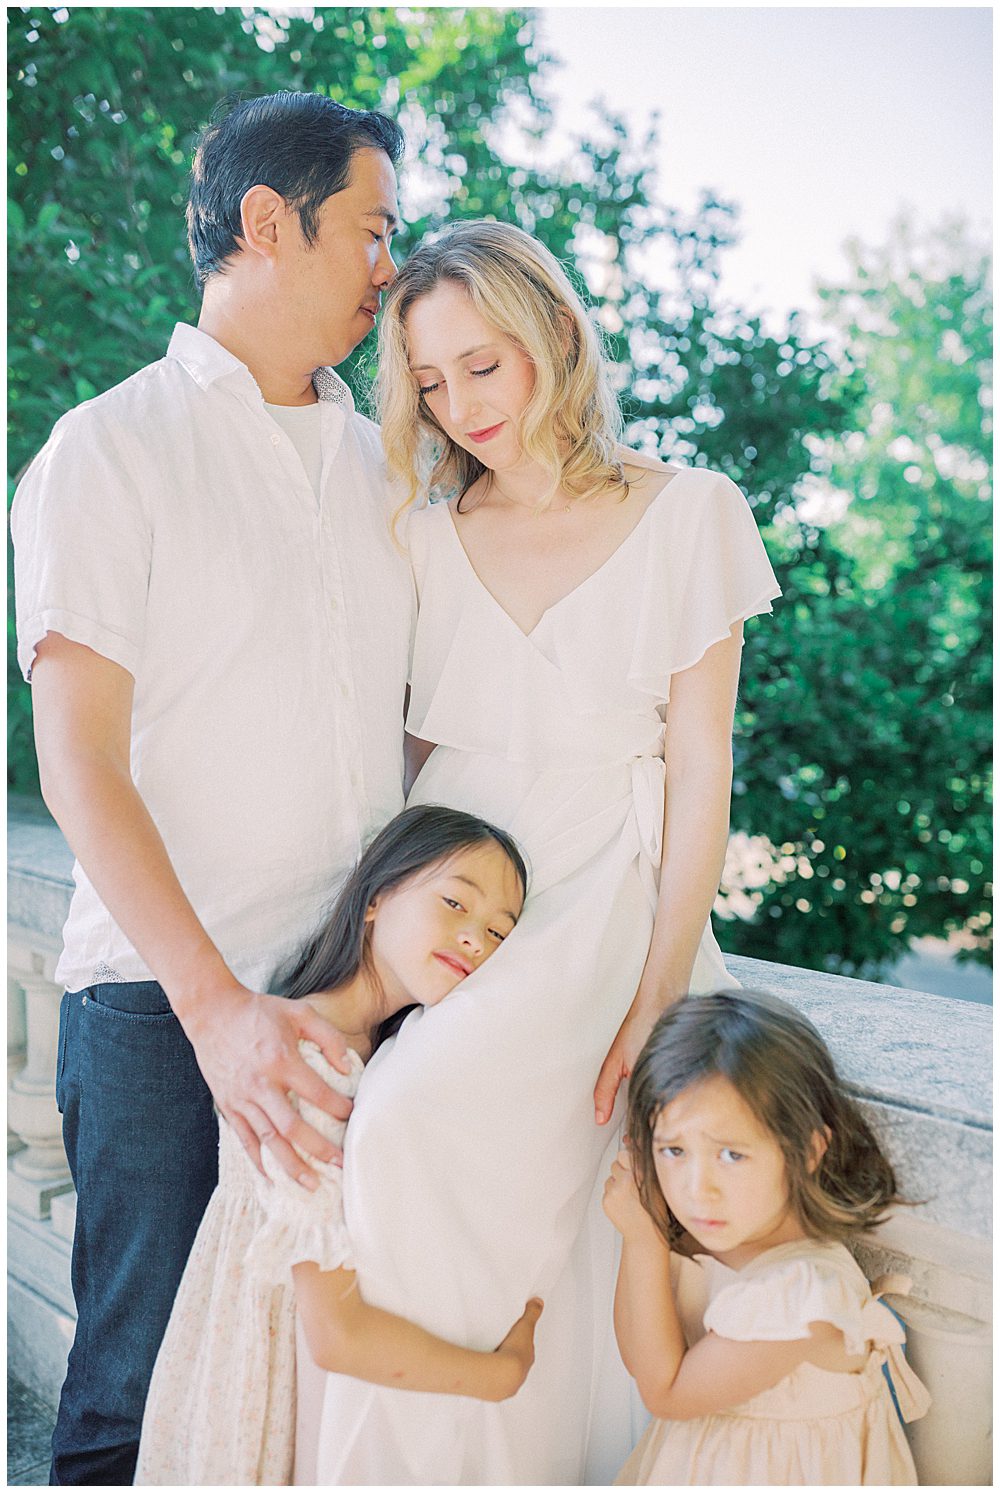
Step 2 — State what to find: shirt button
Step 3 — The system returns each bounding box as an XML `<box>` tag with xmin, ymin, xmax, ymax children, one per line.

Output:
<box><xmin>270</xmin><ymin>433</ymin><xmax>280</xmax><ymax>446</ymax></box>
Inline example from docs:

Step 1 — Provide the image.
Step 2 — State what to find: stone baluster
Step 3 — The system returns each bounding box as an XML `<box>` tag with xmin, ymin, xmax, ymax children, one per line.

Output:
<box><xmin>8</xmin><ymin>973</ymin><xmax>28</xmax><ymax>1154</ymax></box>
<box><xmin>7</xmin><ymin>946</ymin><xmax>72</xmax><ymax>1218</ymax></box>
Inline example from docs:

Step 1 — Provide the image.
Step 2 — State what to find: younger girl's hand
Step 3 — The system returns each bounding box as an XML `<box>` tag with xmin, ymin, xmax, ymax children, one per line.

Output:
<box><xmin>602</xmin><ymin>1148</ymin><xmax>662</xmax><ymax>1245</ymax></box>
<box><xmin>491</xmin><ymin>1298</ymin><xmax>544</xmax><ymax>1401</ymax></box>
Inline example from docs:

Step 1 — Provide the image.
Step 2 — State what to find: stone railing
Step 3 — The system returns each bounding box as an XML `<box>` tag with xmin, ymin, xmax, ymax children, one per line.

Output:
<box><xmin>7</xmin><ymin>801</ymin><xmax>992</xmax><ymax>1484</ymax></box>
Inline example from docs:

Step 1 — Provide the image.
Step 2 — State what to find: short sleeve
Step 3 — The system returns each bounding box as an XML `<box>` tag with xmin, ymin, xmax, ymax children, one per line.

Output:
<box><xmin>11</xmin><ymin>403</ymin><xmax>153</xmax><ymax>680</ymax></box>
<box><xmin>704</xmin><ymin>1256</ymin><xmax>881</xmax><ymax>1355</ymax></box>
<box><xmin>629</xmin><ymin>469</ymin><xmax>781</xmax><ymax>701</ymax></box>
<box><xmin>242</xmin><ymin>1043</ymin><xmax>363</xmax><ymax>1286</ymax></box>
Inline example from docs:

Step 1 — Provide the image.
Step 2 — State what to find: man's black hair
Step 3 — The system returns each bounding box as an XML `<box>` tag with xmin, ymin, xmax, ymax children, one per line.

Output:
<box><xmin>186</xmin><ymin>91</ymin><xmax>404</xmax><ymax>288</ymax></box>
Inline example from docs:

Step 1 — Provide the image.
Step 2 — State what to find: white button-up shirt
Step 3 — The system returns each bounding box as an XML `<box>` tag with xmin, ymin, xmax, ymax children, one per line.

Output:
<box><xmin>12</xmin><ymin>323</ymin><xmax>414</xmax><ymax>993</ymax></box>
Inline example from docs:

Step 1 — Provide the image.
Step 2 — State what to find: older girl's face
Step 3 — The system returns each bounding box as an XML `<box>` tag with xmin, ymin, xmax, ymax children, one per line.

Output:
<box><xmin>404</xmin><ymin>280</ymin><xmax>536</xmax><ymax>472</ymax></box>
<box><xmin>366</xmin><ymin>841</ymin><xmax>524</xmax><ymax>1011</ymax></box>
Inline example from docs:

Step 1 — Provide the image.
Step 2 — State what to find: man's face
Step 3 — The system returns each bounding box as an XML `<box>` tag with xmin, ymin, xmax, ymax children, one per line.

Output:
<box><xmin>281</xmin><ymin>146</ymin><xmax>399</xmax><ymax>367</ymax></box>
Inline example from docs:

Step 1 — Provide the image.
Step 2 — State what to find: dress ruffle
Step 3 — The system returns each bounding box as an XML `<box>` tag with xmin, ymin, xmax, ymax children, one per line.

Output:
<box><xmin>627</xmin><ymin>468</ymin><xmax>782</xmax><ymax>702</ymax></box>
<box><xmin>244</xmin><ymin>1160</ymin><xmax>355</xmax><ymax>1284</ymax></box>
<box><xmin>704</xmin><ymin>1252</ymin><xmax>896</xmax><ymax>1356</ymax></box>
<box><xmin>243</xmin><ymin>1041</ymin><xmax>363</xmax><ymax>1283</ymax></box>
<box><xmin>407</xmin><ymin>471</ymin><xmax>780</xmax><ymax>760</ymax></box>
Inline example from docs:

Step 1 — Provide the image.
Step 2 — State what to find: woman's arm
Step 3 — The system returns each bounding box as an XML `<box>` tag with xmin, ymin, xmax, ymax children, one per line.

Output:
<box><xmin>293</xmin><ymin>1263</ymin><xmax>542</xmax><ymax>1402</ymax></box>
<box><xmin>594</xmin><ymin>625</ymin><xmax>743</xmax><ymax>1122</ymax></box>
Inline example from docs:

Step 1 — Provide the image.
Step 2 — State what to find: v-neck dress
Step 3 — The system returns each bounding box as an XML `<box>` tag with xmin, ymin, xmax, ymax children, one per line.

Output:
<box><xmin>316</xmin><ymin>467</ymin><xmax>781</xmax><ymax>1485</ymax></box>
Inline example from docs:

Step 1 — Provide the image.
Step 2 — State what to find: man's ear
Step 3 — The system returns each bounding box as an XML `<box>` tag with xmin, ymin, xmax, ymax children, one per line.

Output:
<box><xmin>238</xmin><ymin>184</ymin><xmax>287</xmax><ymax>262</ymax></box>
<box><xmin>806</xmin><ymin>1126</ymin><xmax>831</xmax><ymax>1174</ymax></box>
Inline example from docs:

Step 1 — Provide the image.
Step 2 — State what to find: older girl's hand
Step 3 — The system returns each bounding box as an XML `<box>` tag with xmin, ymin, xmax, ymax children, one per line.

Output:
<box><xmin>491</xmin><ymin>1298</ymin><xmax>544</xmax><ymax>1400</ymax></box>
<box><xmin>602</xmin><ymin>1147</ymin><xmax>662</xmax><ymax>1245</ymax></box>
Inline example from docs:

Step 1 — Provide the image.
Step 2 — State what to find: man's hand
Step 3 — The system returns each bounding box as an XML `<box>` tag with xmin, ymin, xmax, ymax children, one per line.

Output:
<box><xmin>179</xmin><ymin>985</ymin><xmax>355</xmax><ymax>1188</ymax></box>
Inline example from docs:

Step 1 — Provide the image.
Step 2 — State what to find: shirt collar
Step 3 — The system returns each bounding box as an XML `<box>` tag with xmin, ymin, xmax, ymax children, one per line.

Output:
<box><xmin>167</xmin><ymin>323</ymin><xmax>355</xmax><ymax>413</ymax></box>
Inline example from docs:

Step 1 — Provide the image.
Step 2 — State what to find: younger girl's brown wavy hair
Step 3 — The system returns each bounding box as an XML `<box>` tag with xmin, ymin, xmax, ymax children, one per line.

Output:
<box><xmin>626</xmin><ymin>989</ymin><xmax>902</xmax><ymax>1248</ymax></box>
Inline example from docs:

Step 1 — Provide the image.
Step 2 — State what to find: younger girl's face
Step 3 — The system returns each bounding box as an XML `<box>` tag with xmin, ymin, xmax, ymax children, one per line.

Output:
<box><xmin>651</xmin><ymin>1074</ymin><xmax>807</xmax><ymax>1268</ymax></box>
<box><xmin>367</xmin><ymin>841</ymin><xmax>524</xmax><ymax>1010</ymax></box>
<box><xmin>404</xmin><ymin>280</ymin><xmax>537</xmax><ymax>474</ymax></box>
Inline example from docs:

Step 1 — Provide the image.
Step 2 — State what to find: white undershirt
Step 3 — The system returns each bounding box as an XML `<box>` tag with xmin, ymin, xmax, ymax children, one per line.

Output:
<box><xmin>264</xmin><ymin>400</ymin><xmax>325</xmax><ymax>497</ymax></box>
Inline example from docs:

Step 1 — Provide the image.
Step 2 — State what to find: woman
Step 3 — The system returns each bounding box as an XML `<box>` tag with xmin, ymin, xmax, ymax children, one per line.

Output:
<box><xmin>313</xmin><ymin>221</ymin><xmax>780</xmax><ymax>1484</ymax></box>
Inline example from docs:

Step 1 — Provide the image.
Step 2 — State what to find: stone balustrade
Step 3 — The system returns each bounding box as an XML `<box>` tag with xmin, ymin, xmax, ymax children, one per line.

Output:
<box><xmin>7</xmin><ymin>801</ymin><xmax>992</xmax><ymax>1483</ymax></box>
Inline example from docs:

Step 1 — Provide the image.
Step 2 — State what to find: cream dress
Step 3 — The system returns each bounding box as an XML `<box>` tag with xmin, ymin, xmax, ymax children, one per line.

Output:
<box><xmin>134</xmin><ymin>1044</ymin><xmax>363</xmax><ymax>1486</ymax></box>
<box><xmin>616</xmin><ymin>1239</ymin><xmax>932</xmax><ymax>1486</ymax></box>
<box><xmin>308</xmin><ymin>467</ymin><xmax>783</xmax><ymax>1484</ymax></box>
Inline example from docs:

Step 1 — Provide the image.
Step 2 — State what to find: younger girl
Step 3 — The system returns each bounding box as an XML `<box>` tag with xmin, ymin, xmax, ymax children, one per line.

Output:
<box><xmin>604</xmin><ymin>989</ymin><xmax>930</xmax><ymax>1486</ymax></box>
<box><xmin>136</xmin><ymin>805</ymin><xmax>538</xmax><ymax>1486</ymax></box>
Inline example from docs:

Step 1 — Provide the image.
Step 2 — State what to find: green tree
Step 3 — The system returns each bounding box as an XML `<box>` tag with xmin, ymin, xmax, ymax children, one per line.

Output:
<box><xmin>716</xmin><ymin>222</ymin><xmax>992</xmax><ymax>972</ymax></box>
<box><xmin>12</xmin><ymin>9</ymin><xmax>987</xmax><ymax>980</ymax></box>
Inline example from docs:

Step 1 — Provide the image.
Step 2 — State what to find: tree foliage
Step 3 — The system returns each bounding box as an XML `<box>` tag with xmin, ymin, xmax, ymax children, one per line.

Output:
<box><xmin>7</xmin><ymin>8</ymin><xmax>991</xmax><ymax>974</ymax></box>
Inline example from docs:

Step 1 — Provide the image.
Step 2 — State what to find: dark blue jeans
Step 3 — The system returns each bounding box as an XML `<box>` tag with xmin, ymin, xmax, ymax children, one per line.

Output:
<box><xmin>51</xmin><ymin>981</ymin><xmax>218</xmax><ymax>1486</ymax></box>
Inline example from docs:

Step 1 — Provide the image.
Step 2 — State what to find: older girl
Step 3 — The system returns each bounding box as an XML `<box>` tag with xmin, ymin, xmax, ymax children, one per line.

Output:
<box><xmin>135</xmin><ymin>805</ymin><xmax>537</xmax><ymax>1486</ymax></box>
<box><xmin>305</xmin><ymin>220</ymin><xmax>782</xmax><ymax>1484</ymax></box>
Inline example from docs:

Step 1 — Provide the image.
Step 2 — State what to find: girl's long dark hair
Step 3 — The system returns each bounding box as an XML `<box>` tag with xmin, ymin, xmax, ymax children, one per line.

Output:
<box><xmin>627</xmin><ymin>989</ymin><xmax>902</xmax><ymax>1247</ymax></box>
<box><xmin>278</xmin><ymin>804</ymin><xmax>528</xmax><ymax>1049</ymax></box>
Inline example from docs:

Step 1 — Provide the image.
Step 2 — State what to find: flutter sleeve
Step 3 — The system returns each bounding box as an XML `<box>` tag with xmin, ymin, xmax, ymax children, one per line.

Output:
<box><xmin>629</xmin><ymin>468</ymin><xmax>781</xmax><ymax>701</ymax></box>
<box><xmin>705</xmin><ymin>1254</ymin><xmax>904</xmax><ymax>1356</ymax></box>
<box><xmin>242</xmin><ymin>1042</ymin><xmax>363</xmax><ymax>1286</ymax></box>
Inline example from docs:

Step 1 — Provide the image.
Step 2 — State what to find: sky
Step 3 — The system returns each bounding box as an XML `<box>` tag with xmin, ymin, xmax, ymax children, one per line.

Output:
<box><xmin>523</xmin><ymin>5</ymin><xmax>992</xmax><ymax>330</ymax></box>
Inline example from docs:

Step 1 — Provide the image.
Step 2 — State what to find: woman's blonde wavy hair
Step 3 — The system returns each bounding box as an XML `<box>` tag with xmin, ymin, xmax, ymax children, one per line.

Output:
<box><xmin>375</xmin><ymin>219</ymin><xmax>627</xmax><ymax>515</ymax></box>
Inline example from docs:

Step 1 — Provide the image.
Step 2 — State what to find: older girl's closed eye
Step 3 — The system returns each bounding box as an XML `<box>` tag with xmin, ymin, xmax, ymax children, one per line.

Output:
<box><xmin>604</xmin><ymin>989</ymin><xmax>931</xmax><ymax>1487</ymax></box>
<box><xmin>135</xmin><ymin>805</ymin><xmax>541</xmax><ymax>1488</ymax></box>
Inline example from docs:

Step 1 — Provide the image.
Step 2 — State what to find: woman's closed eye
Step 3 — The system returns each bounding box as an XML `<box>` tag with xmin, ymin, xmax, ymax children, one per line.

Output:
<box><xmin>417</xmin><ymin>362</ymin><xmax>500</xmax><ymax>398</ymax></box>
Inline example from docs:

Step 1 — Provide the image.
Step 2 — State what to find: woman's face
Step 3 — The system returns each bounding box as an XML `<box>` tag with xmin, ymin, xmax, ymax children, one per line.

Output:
<box><xmin>366</xmin><ymin>841</ymin><xmax>524</xmax><ymax>1010</ymax></box>
<box><xmin>404</xmin><ymin>280</ymin><xmax>537</xmax><ymax>473</ymax></box>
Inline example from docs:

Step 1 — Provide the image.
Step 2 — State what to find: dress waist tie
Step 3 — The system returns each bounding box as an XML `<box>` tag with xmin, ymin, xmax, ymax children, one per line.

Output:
<box><xmin>630</xmin><ymin>755</ymin><xmax>666</xmax><ymax>911</ymax></box>
<box><xmin>865</xmin><ymin>1274</ymin><xmax>933</xmax><ymax>1423</ymax></box>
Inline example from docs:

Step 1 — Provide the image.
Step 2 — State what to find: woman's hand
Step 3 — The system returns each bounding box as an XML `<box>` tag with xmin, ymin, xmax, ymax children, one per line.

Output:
<box><xmin>490</xmin><ymin>1298</ymin><xmax>544</xmax><ymax>1400</ymax></box>
<box><xmin>594</xmin><ymin>993</ymin><xmax>665</xmax><ymax>1125</ymax></box>
<box><xmin>602</xmin><ymin>1147</ymin><xmax>662</xmax><ymax>1246</ymax></box>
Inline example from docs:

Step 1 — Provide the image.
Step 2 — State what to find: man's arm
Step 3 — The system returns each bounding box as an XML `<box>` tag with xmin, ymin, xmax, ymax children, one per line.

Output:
<box><xmin>31</xmin><ymin>631</ymin><xmax>353</xmax><ymax>1185</ymax></box>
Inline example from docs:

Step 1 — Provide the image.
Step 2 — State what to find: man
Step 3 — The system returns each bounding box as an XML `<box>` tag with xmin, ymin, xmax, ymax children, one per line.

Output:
<box><xmin>12</xmin><ymin>91</ymin><xmax>411</xmax><ymax>1485</ymax></box>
